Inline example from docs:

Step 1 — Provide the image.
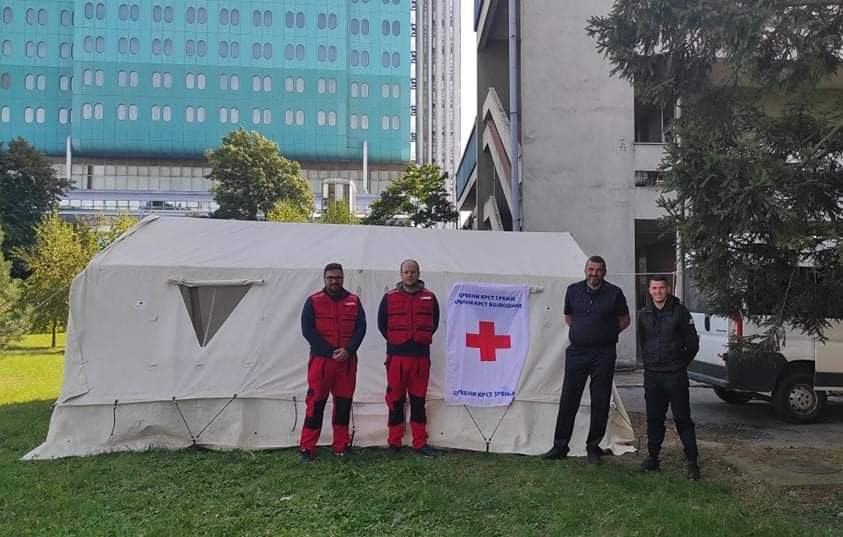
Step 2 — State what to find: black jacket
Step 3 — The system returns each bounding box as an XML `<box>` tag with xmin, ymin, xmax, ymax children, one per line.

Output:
<box><xmin>637</xmin><ymin>295</ymin><xmax>699</xmax><ymax>373</ymax></box>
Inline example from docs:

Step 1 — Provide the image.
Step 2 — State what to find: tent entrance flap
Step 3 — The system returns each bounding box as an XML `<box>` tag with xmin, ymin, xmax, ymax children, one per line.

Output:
<box><xmin>175</xmin><ymin>281</ymin><xmax>258</xmax><ymax>347</ymax></box>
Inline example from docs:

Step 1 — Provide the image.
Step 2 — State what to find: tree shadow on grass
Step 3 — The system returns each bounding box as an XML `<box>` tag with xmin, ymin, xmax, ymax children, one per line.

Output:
<box><xmin>0</xmin><ymin>399</ymin><xmax>54</xmax><ymax>458</ymax></box>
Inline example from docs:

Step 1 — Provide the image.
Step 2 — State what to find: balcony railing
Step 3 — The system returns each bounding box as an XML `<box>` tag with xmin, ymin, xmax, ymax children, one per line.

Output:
<box><xmin>474</xmin><ymin>0</ymin><xmax>486</xmax><ymax>30</ymax></box>
<box><xmin>455</xmin><ymin>124</ymin><xmax>477</xmax><ymax>201</ymax></box>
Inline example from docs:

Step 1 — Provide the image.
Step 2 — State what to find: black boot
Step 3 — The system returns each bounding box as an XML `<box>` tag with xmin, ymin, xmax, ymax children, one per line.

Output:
<box><xmin>687</xmin><ymin>461</ymin><xmax>701</xmax><ymax>481</ymax></box>
<box><xmin>639</xmin><ymin>457</ymin><xmax>660</xmax><ymax>473</ymax></box>
<box><xmin>541</xmin><ymin>446</ymin><xmax>567</xmax><ymax>460</ymax></box>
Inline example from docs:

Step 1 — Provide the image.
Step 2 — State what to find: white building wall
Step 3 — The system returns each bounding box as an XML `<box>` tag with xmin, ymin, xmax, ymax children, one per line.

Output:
<box><xmin>519</xmin><ymin>0</ymin><xmax>665</xmax><ymax>365</ymax></box>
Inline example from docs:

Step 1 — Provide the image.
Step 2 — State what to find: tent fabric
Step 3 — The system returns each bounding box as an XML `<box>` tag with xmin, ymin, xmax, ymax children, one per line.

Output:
<box><xmin>24</xmin><ymin>217</ymin><xmax>636</xmax><ymax>459</ymax></box>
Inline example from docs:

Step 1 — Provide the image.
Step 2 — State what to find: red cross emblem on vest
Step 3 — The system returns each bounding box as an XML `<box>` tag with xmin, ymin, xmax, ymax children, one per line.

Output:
<box><xmin>466</xmin><ymin>321</ymin><xmax>511</xmax><ymax>362</ymax></box>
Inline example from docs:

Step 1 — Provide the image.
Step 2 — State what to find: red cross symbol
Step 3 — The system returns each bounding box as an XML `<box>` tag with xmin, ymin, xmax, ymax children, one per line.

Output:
<box><xmin>466</xmin><ymin>321</ymin><xmax>511</xmax><ymax>362</ymax></box>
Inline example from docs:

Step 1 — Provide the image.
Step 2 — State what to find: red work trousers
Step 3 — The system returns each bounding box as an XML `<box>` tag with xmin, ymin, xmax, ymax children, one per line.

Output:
<box><xmin>299</xmin><ymin>356</ymin><xmax>357</xmax><ymax>455</ymax></box>
<box><xmin>385</xmin><ymin>355</ymin><xmax>430</xmax><ymax>450</ymax></box>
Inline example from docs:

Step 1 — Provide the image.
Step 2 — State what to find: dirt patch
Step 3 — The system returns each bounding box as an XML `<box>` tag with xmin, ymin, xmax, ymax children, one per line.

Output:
<box><xmin>625</xmin><ymin>410</ymin><xmax>843</xmax><ymax>509</ymax></box>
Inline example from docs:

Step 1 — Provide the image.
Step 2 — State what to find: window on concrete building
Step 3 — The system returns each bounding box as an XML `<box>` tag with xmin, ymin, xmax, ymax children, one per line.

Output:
<box><xmin>59</xmin><ymin>108</ymin><xmax>69</xmax><ymax>124</ymax></box>
<box><xmin>634</xmin><ymin>97</ymin><xmax>674</xmax><ymax>144</ymax></box>
<box><xmin>0</xmin><ymin>106</ymin><xmax>9</xmax><ymax>123</ymax></box>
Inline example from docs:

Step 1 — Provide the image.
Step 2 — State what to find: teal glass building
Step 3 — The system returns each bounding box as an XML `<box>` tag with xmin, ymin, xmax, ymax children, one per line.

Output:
<box><xmin>0</xmin><ymin>0</ymin><xmax>411</xmax><ymax>164</ymax></box>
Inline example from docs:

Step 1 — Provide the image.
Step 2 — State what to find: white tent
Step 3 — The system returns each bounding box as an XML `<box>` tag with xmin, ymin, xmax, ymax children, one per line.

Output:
<box><xmin>24</xmin><ymin>217</ymin><xmax>635</xmax><ymax>459</ymax></box>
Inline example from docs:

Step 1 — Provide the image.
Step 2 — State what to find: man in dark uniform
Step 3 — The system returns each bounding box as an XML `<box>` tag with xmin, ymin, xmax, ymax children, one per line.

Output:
<box><xmin>378</xmin><ymin>259</ymin><xmax>440</xmax><ymax>457</ymax></box>
<box><xmin>543</xmin><ymin>255</ymin><xmax>630</xmax><ymax>464</ymax></box>
<box><xmin>299</xmin><ymin>263</ymin><xmax>366</xmax><ymax>462</ymax></box>
<box><xmin>637</xmin><ymin>275</ymin><xmax>701</xmax><ymax>480</ymax></box>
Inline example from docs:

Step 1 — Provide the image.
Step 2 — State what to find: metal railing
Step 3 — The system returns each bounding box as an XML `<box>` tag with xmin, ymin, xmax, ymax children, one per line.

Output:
<box><xmin>474</xmin><ymin>0</ymin><xmax>486</xmax><ymax>30</ymax></box>
<box><xmin>455</xmin><ymin>124</ymin><xmax>477</xmax><ymax>201</ymax></box>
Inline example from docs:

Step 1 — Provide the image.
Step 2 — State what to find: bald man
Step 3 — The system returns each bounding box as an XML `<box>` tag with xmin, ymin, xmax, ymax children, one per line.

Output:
<box><xmin>378</xmin><ymin>260</ymin><xmax>440</xmax><ymax>457</ymax></box>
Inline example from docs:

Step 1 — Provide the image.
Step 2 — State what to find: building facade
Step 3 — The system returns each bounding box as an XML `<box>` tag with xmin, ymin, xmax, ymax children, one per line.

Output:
<box><xmin>461</xmin><ymin>0</ymin><xmax>843</xmax><ymax>365</ymax></box>
<box><xmin>0</xmin><ymin>0</ymin><xmax>413</xmax><ymax>216</ymax></box>
<box><xmin>414</xmin><ymin>0</ymin><xmax>460</xmax><ymax>181</ymax></box>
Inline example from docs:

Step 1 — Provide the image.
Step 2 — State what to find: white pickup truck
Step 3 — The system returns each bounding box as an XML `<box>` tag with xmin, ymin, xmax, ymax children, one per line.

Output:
<box><xmin>687</xmin><ymin>312</ymin><xmax>843</xmax><ymax>423</ymax></box>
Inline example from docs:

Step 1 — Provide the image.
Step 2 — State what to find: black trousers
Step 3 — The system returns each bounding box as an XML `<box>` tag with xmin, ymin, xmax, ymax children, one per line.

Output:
<box><xmin>644</xmin><ymin>369</ymin><xmax>698</xmax><ymax>462</ymax></box>
<box><xmin>552</xmin><ymin>347</ymin><xmax>616</xmax><ymax>455</ymax></box>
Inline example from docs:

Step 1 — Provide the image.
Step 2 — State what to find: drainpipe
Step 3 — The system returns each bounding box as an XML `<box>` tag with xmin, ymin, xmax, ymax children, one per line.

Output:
<box><xmin>362</xmin><ymin>140</ymin><xmax>369</xmax><ymax>194</ymax></box>
<box><xmin>65</xmin><ymin>135</ymin><xmax>72</xmax><ymax>184</ymax></box>
<box><xmin>508</xmin><ymin>0</ymin><xmax>521</xmax><ymax>231</ymax></box>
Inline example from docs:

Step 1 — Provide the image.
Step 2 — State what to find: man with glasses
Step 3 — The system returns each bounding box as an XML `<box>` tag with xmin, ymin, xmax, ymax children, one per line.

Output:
<box><xmin>299</xmin><ymin>263</ymin><xmax>366</xmax><ymax>462</ymax></box>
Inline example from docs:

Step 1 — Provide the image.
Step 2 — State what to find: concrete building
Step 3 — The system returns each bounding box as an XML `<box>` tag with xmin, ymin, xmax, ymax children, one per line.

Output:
<box><xmin>0</xmin><ymin>0</ymin><xmax>413</xmax><ymax>217</ymax></box>
<box><xmin>460</xmin><ymin>0</ymin><xmax>843</xmax><ymax>365</ymax></box>
<box><xmin>457</xmin><ymin>0</ymin><xmax>696</xmax><ymax>365</ymax></box>
<box><xmin>414</xmin><ymin>0</ymin><xmax>460</xmax><ymax>180</ymax></box>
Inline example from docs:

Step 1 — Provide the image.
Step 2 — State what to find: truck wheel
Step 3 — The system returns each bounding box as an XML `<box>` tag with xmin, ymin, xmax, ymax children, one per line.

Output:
<box><xmin>772</xmin><ymin>372</ymin><xmax>826</xmax><ymax>424</ymax></box>
<box><xmin>713</xmin><ymin>387</ymin><xmax>753</xmax><ymax>404</ymax></box>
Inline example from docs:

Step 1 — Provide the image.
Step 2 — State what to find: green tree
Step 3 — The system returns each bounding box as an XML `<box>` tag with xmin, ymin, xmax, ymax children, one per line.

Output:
<box><xmin>15</xmin><ymin>212</ymin><xmax>90</xmax><ymax>347</ymax></box>
<box><xmin>0</xmin><ymin>225</ymin><xmax>27</xmax><ymax>350</ymax></box>
<box><xmin>362</xmin><ymin>163</ymin><xmax>457</xmax><ymax>227</ymax></box>
<box><xmin>266</xmin><ymin>199</ymin><xmax>312</xmax><ymax>223</ymax></box>
<box><xmin>320</xmin><ymin>201</ymin><xmax>357</xmax><ymax>224</ymax></box>
<box><xmin>207</xmin><ymin>129</ymin><xmax>314</xmax><ymax>220</ymax></box>
<box><xmin>587</xmin><ymin>2</ymin><xmax>843</xmax><ymax>345</ymax></box>
<box><xmin>0</xmin><ymin>138</ymin><xmax>72</xmax><ymax>276</ymax></box>
<box><xmin>88</xmin><ymin>212</ymin><xmax>138</xmax><ymax>250</ymax></box>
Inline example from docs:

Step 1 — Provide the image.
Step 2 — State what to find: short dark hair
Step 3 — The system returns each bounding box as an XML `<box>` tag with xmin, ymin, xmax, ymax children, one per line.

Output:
<box><xmin>648</xmin><ymin>275</ymin><xmax>670</xmax><ymax>285</ymax></box>
<box><xmin>324</xmin><ymin>262</ymin><xmax>344</xmax><ymax>275</ymax></box>
<box><xmin>586</xmin><ymin>255</ymin><xmax>607</xmax><ymax>270</ymax></box>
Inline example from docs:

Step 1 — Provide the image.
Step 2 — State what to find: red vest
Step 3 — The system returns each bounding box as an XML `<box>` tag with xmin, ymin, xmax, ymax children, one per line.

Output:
<box><xmin>310</xmin><ymin>291</ymin><xmax>360</xmax><ymax>350</ymax></box>
<box><xmin>386</xmin><ymin>288</ymin><xmax>435</xmax><ymax>345</ymax></box>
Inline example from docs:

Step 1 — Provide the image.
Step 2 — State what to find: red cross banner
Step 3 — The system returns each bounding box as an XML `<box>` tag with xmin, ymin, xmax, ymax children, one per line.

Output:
<box><xmin>445</xmin><ymin>282</ymin><xmax>530</xmax><ymax>407</ymax></box>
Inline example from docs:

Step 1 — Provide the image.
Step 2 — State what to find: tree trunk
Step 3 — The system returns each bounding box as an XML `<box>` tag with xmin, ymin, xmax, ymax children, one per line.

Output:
<box><xmin>51</xmin><ymin>320</ymin><xmax>57</xmax><ymax>348</ymax></box>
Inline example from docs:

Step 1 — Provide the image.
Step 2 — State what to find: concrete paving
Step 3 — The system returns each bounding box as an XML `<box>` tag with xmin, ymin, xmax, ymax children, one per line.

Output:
<box><xmin>615</xmin><ymin>369</ymin><xmax>843</xmax><ymax>450</ymax></box>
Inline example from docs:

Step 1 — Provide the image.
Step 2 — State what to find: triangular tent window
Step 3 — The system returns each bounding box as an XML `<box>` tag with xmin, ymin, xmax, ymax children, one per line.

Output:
<box><xmin>173</xmin><ymin>279</ymin><xmax>261</xmax><ymax>347</ymax></box>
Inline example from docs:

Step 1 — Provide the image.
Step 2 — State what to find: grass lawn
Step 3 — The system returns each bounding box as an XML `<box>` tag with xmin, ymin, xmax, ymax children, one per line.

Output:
<box><xmin>1</xmin><ymin>335</ymin><xmax>841</xmax><ymax>536</ymax></box>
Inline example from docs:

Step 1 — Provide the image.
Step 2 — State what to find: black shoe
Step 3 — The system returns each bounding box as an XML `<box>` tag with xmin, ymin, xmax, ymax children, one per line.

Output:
<box><xmin>415</xmin><ymin>445</ymin><xmax>436</xmax><ymax>458</ymax></box>
<box><xmin>687</xmin><ymin>462</ymin><xmax>701</xmax><ymax>481</ymax></box>
<box><xmin>299</xmin><ymin>449</ymin><xmax>314</xmax><ymax>463</ymax></box>
<box><xmin>541</xmin><ymin>446</ymin><xmax>567</xmax><ymax>460</ymax></box>
<box><xmin>639</xmin><ymin>457</ymin><xmax>660</xmax><ymax>473</ymax></box>
<box><xmin>334</xmin><ymin>446</ymin><xmax>352</xmax><ymax>457</ymax></box>
<box><xmin>389</xmin><ymin>444</ymin><xmax>402</xmax><ymax>454</ymax></box>
<box><xmin>587</xmin><ymin>451</ymin><xmax>603</xmax><ymax>465</ymax></box>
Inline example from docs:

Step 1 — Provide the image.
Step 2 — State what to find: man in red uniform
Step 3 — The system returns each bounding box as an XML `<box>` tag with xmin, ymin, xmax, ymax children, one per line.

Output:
<box><xmin>299</xmin><ymin>263</ymin><xmax>366</xmax><ymax>462</ymax></box>
<box><xmin>378</xmin><ymin>259</ymin><xmax>440</xmax><ymax>457</ymax></box>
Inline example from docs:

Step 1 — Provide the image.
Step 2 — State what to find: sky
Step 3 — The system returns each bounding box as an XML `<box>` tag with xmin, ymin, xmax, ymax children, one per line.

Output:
<box><xmin>460</xmin><ymin>1</ymin><xmax>478</xmax><ymax>151</ymax></box>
